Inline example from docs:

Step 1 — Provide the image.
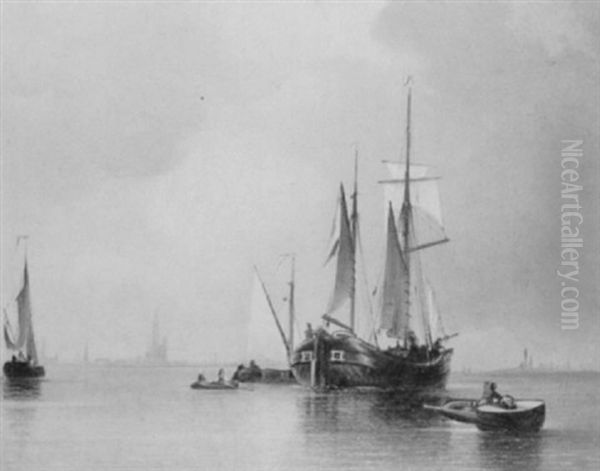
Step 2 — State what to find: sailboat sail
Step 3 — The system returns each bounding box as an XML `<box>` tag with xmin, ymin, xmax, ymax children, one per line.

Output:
<box><xmin>325</xmin><ymin>185</ymin><xmax>355</xmax><ymax>316</ymax></box>
<box><xmin>3</xmin><ymin>317</ymin><xmax>17</xmax><ymax>350</ymax></box>
<box><xmin>379</xmin><ymin>204</ymin><xmax>409</xmax><ymax>338</ymax></box>
<box><xmin>4</xmin><ymin>261</ymin><xmax>39</xmax><ymax>363</ymax></box>
<box><xmin>425</xmin><ymin>280</ymin><xmax>445</xmax><ymax>340</ymax></box>
<box><xmin>382</xmin><ymin>162</ymin><xmax>448</xmax><ymax>250</ymax></box>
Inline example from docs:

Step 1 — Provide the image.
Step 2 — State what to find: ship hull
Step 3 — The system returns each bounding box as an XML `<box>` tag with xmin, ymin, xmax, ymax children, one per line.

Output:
<box><xmin>290</xmin><ymin>330</ymin><xmax>451</xmax><ymax>391</ymax></box>
<box><xmin>3</xmin><ymin>361</ymin><xmax>45</xmax><ymax>379</ymax></box>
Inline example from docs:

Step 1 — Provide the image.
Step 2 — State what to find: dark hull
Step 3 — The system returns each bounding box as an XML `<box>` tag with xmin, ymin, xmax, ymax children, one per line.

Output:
<box><xmin>190</xmin><ymin>381</ymin><xmax>238</xmax><ymax>390</ymax></box>
<box><xmin>476</xmin><ymin>401</ymin><xmax>545</xmax><ymax>432</ymax></box>
<box><xmin>290</xmin><ymin>330</ymin><xmax>452</xmax><ymax>391</ymax></box>
<box><xmin>430</xmin><ymin>400</ymin><xmax>546</xmax><ymax>432</ymax></box>
<box><xmin>3</xmin><ymin>361</ymin><xmax>45</xmax><ymax>378</ymax></box>
<box><xmin>235</xmin><ymin>367</ymin><xmax>296</xmax><ymax>384</ymax></box>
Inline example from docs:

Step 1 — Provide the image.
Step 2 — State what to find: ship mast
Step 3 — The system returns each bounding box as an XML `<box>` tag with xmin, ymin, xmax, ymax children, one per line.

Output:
<box><xmin>401</xmin><ymin>84</ymin><xmax>412</xmax><ymax>346</ymax></box>
<box><xmin>288</xmin><ymin>255</ymin><xmax>295</xmax><ymax>361</ymax></box>
<box><xmin>350</xmin><ymin>150</ymin><xmax>358</xmax><ymax>333</ymax></box>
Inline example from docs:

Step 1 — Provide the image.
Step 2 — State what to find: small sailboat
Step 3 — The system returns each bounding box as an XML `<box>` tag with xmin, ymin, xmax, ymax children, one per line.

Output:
<box><xmin>290</xmin><ymin>85</ymin><xmax>456</xmax><ymax>391</ymax></box>
<box><xmin>3</xmin><ymin>241</ymin><xmax>45</xmax><ymax>379</ymax></box>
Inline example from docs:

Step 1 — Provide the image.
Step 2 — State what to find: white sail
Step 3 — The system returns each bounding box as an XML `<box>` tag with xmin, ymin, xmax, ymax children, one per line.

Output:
<box><xmin>3</xmin><ymin>318</ymin><xmax>17</xmax><ymax>350</ymax></box>
<box><xmin>382</xmin><ymin>162</ymin><xmax>447</xmax><ymax>250</ymax></box>
<box><xmin>378</xmin><ymin>204</ymin><xmax>409</xmax><ymax>338</ymax></box>
<box><xmin>247</xmin><ymin>273</ymin><xmax>289</xmax><ymax>368</ymax></box>
<box><xmin>425</xmin><ymin>280</ymin><xmax>445</xmax><ymax>340</ymax></box>
<box><xmin>325</xmin><ymin>185</ymin><xmax>355</xmax><ymax>317</ymax></box>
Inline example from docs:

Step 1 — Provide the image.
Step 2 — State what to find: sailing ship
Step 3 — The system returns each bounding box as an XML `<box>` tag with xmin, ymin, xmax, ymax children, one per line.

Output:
<box><xmin>290</xmin><ymin>87</ymin><xmax>456</xmax><ymax>391</ymax></box>
<box><xmin>3</xmin><ymin>243</ymin><xmax>45</xmax><ymax>378</ymax></box>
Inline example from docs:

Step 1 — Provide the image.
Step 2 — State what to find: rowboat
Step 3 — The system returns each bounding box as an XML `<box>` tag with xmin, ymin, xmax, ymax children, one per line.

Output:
<box><xmin>425</xmin><ymin>399</ymin><xmax>545</xmax><ymax>432</ymax></box>
<box><xmin>190</xmin><ymin>380</ymin><xmax>239</xmax><ymax>390</ymax></box>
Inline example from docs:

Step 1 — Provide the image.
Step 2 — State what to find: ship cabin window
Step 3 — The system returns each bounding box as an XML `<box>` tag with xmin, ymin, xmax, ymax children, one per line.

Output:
<box><xmin>300</xmin><ymin>351</ymin><xmax>313</xmax><ymax>362</ymax></box>
<box><xmin>330</xmin><ymin>350</ymin><xmax>345</xmax><ymax>361</ymax></box>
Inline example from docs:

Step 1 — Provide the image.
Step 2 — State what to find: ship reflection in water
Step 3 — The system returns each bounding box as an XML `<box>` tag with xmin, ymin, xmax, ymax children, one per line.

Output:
<box><xmin>3</xmin><ymin>377</ymin><xmax>42</xmax><ymax>400</ymax></box>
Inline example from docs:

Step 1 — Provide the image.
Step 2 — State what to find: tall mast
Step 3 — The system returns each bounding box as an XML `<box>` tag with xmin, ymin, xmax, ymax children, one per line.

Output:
<box><xmin>401</xmin><ymin>84</ymin><xmax>412</xmax><ymax>345</ymax></box>
<box><xmin>288</xmin><ymin>255</ymin><xmax>295</xmax><ymax>361</ymax></box>
<box><xmin>253</xmin><ymin>266</ymin><xmax>290</xmax><ymax>359</ymax></box>
<box><xmin>350</xmin><ymin>149</ymin><xmax>358</xmax><ymax>332</ymax></box>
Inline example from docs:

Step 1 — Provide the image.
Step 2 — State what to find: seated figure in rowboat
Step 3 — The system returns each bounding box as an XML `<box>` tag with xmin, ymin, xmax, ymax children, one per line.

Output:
<box><xmin>479</xmin><ymin>381</ymin><xmax>516</xmax><ymax>409</ymax></box>
<box><xmin>217</xmin><ymin>369</ymin><xmax>226</xmax><ymax>384</ymax></box>
<box><xmin>480</xmin><ymin>381</ymin><xmax>502</xmax><ymax>405</ymax></box>
<box><xmin>195</xmin><ymin>373</ymin><xmax>208</xmax><ymax>385</ymax></box>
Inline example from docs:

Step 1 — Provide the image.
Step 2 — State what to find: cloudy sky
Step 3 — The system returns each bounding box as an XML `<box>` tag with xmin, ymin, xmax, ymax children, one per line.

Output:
<box><xmin>2</xmin><ymin>1</ymin><xmax>598</xmax><ymax>370</ymax></box>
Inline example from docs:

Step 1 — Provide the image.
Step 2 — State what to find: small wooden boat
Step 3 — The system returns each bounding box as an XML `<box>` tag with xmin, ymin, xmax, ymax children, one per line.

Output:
<box><xmin>190</xmin><ymin>380</ymin><xmax>239</xmax><ymax>390</ymax></box>
<box><xmin>425</xmin><ymin>399</ymin><xmax>545</xmax><ymax>432</ymax></box>
<box><xmin>3</xmin><ymin>361</ymin><xmax>45</xmax><ymax>378</ymax></box>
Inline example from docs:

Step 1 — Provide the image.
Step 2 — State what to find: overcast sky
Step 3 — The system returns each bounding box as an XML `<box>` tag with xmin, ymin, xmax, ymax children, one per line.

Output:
<box><xmin>2</xmin><ymin>1</ymin><xmax>598</xmax><ymax>370</ymax></box>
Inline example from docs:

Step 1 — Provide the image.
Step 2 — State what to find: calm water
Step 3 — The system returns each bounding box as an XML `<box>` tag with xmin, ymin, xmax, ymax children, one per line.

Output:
<box><xmin>2</xmin><ymin>365</ymin><xmax>599</xmax><ymax>470</ymax></box>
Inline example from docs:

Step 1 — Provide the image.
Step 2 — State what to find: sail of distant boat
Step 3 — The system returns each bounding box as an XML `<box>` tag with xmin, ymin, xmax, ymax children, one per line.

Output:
<box><xmin>3</xmin><ymin>261</ymin><xmax>39</xmax><ymax>364</ymax></box>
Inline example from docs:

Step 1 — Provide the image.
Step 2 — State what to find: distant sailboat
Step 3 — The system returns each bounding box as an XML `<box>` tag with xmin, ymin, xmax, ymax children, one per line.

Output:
<box><xmin>290</xmin><ymin>86</ymin><xmax>456</xmax><ymax>391</ymax></box>
<box><xmin>3</xmin><ymin>241</ymin><xmax>45</xmax><ymax>378</ymax></box>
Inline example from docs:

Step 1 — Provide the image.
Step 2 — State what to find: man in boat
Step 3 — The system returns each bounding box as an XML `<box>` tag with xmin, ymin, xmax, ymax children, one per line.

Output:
<box><xmin>304</xmin><ymin>323</ymin><xmax>314</xmax><ymax>340</ymax></box>
<box><xmin>217</xmin><ymin>369</ymin><xmax>226</xmax><ymax>384</ymax></box>
<box><xmin>432</xmin><ymin>338</ymin><xmax>443</xmax><ymax>356</ymax></box>
<box><xmin>407</xmin><ymin>331</ymin><xmax>419</xmax><ymax>357</ymax></box>
<box><xmin>247</xmin><ymin>360</ymin><xmax>262</xmax><ymax>380</ymax></box>
<box><xmin>479</xmin><ymin>381</ymin><xmax>503</xmax><ymax>405</ymax></box>
<box><xmin>232</xmin><ymin>364</ymin><xmax>245</xmax><ymax>381</ymax></box>
<box><xmin>196</xmin><ymin>373</ymin><xmax>208</xmax><ymax>385</ymax></box>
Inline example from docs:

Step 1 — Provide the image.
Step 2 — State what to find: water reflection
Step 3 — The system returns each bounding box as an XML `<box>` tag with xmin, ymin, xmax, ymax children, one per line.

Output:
<box><xmin>3</xmin><ymin>377</ymin><xmax>43</xmax><ymax>400</ymax></box>
<box><xmin>477</xmin><ymin>429</ymin><xmax>546</xmax><ymax>471</ymax></box>
<box><xmin>297</xmin><ymin>390</ymin><xmax>455</xmax><ymax>469</ymax></box>
<box><xmin>370</xmin><ymin>390</ymin><xmax>449</xmax><ymax>427</ymax></box>
<box><xmin>299</xmin><ymin>389</ymin><xmax>449</xmax><ymax>431</ymax></box>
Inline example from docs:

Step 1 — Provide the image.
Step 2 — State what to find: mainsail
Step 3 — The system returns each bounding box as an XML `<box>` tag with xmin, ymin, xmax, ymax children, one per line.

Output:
<box><xmin>325</xmin><ymin>185</ymin><xmax>355</xmax><ymax>318</ymax></box>
<box><xmin>379</xmin><ymin>204</ymin><xmax>409</xmax><ymax>338</ymax></box>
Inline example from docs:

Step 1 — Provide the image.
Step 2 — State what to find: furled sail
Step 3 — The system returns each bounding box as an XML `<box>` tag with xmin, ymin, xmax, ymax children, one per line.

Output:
<box><xmin>325</xmin><ymin>185</ymin><xmax>355</xmax><ymax>315</ymax></box>
<box><xmin>381</xmin><ymin>162</ymin><xmax>448</xmax><ymax>251</ymax></box>
<box><xmin>378</xmin><ymin>204</ymin><xmax>410</xmax><ymax>338</ymax></box>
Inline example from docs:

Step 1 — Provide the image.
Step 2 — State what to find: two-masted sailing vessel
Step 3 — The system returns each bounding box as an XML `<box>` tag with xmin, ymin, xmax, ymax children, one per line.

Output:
<box><xmin>3</xmin><ymin>244</ymin><xmax>45</xmax><ymax>379</ymax></box>
<box><xmin>290</xmin><ymin>87</ymin><xmax>456</xmax><ymax>391</ymax></box>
